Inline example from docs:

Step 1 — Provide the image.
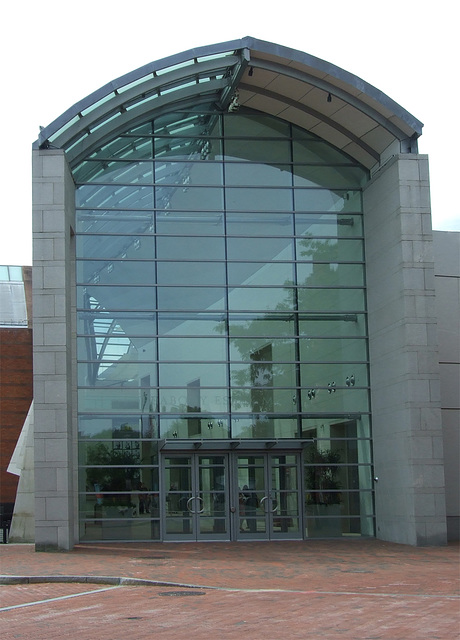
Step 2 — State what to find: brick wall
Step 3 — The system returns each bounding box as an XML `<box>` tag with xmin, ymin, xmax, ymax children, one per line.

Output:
<box><xmin>0</xmin><ymin>327</ymin><xmax>33</xmax><ymax>504</ymax></box>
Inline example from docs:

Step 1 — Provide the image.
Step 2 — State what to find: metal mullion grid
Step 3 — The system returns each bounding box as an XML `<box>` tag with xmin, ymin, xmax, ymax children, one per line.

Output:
<box><xmin>220</xmin><ymin>119</ymin><xmax>233</xmax><ymax>437</ymax></box>
<box><xmin>151</xmin><ymin>129</ymin><xmax>160</xmax><ymax>431</ymax></box>
<box><xmin>288</xmin><ymin>123</ymin><xmax>302</xmax><ymax>438</ymax></box>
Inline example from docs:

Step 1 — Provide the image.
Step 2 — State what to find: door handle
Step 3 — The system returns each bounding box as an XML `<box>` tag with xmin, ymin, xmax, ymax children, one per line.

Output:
<box><xmin>195</xmin><ymin>496</ymin><xmax>204</xmax><ymax>514</ymax></box>
<box><xmin>186</xmin><ymin>496</ymin><xmax>204</xmax><ymax>514</ymax></box>
<box><xmin>260</xmin><ymin>495</ymin><xmax>278</xmax><ymax>513</ymax></box>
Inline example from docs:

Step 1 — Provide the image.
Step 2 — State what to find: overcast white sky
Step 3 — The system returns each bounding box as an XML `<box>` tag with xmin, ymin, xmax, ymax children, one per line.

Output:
<box><xmin>1</xmin><ymin>0</ymin><xmax>458</xmax><ymax>266</ymax></box>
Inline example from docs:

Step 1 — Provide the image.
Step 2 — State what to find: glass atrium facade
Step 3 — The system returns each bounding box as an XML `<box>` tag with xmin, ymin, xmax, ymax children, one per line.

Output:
<box><xmin>76</xmin><ymin>107</ymin><xmax>374</xmax><ymax>541</ymax></box>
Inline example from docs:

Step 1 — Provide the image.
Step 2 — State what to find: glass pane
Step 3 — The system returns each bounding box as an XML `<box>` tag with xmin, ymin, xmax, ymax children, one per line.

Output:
<box><xmin>227</xmin><ymin>262</ymin><xmax>294</xmax><ymax>287</ymax></box>
<box><xmin>155</xmin><ymin>160</ymin><xmax>223</xmax><ymax>185</ymax></box>
<box><xmin>159</xmin><ymin>363</ymin><xmax>227</xmax><ymax>387</ymax></box>
<box><xmin>294</xmin><ymin>189</ymin><xmax>361</xmax><ymax>213</ymax></box>
<box><xmin>233</xmin><ymin>416</ymin><xmax>298</xmax><ymax>439</ymax></box>
<box><xmin>154</xmin><ymin>138</ymin><xmax>223</xmax><ymax>160</ymax></box>
<box><xmin>77</xmin><ymin>338</ymin><xmax>156</xmax><ymax>362</ymax></box>
<box><xmin>293</xmin><ymin>165</ymin><xmax>367</xmax><ymax>189</ymax></box>
<box><xmin>77</xmin><ymin>260</ymin><xmax>156</xmax><ymax>285</ymax></box>
<box><xmin>231</xmin><ymin>415</ymin><xmax>271</xmax><ymax>439</ymax></box>
<box><xmin>231</xmin><ymin>387</ymin><xmax>297</xmax><ymax>413</ymax></box>
<box><xmin>79</xmin><ymin>442</ymin><xmax>158</xmax><ymax>467</ymax></box>
<box><xmin>224</xmin><ymin>113</ymin><xmax>290</xmax><ymax>137</ymax></box>
<box><xmin>89</xmin><ymin>135</ymin><xmax>153</xmax><ymax>160</ymax></box>
<box><xmin>79</xmin><ymin>488</ymin><xmax>160</xmax><ymax>520</ymax></box>
<box><xmin>296</xmin><ymin>288</ymin><xmax>366</xmax><ymax>312</ymax></box>
<box><xmin>77</xmin><ymin>311</ymin><xmax>156</xmax><ymax>336</ymax></box>
<box><xmin>159</xmin><ymin>390</ymin><xmax>228</xmax><ymax>413</ymax></box>
<box><xmin>156</xmin><ymin>286</ymin><xmax>226</xmax><ymax>311</ymax></box>
<box><xmin>301</xmin><ymin>416</ymin><xmax>371</xmax><ymax>440</ymax></box>
<box><xmin>299</xmin><ymin>363</ymin><xmax>368</xmax><ymax>389</ymax></box>
<box><xmin>159</xmin><ymin>337</ymin><xmax>226</xmax><ymax>360</ymax></box>
<box><xmin>229</xmin><ymin>338</ymin><xmax>296</xmax><ymax>362</ymax></box>
<box><xmin>227</xmin><ymin>237</ymin><xmax>293</xmax><ymax>262</ymax></box>
<box><xmin>157</xmin><ymin>261</ymin><xmax>226</xmax><ymax>286</ymax></box>
<box><xmin>157</xmin><ymin>236</ymin><xmax>225</xmax><ymax>260</ymax></box>
<box><xmin>225</xmin><ymin>139</ymin><xmax>290</xmax><ymax>163</ymax></box>
<box><xmin>77</xmin><ymin>286</ymin><xmax>155</xmax><ymax>310</ymax></box>
<box><xmin>296</xmin><ymin>263</ymin><xmax>364</xmax><ymax>287</ymax></box>
<box><xmin>80</xmin><ymin>517</ymin><xmax>161</xmax><ymax>541</ymax></box>
<box><xmin>225</xmin><ymin>187</ymin><xmax>291</xmax><ymax>211</ymax></box>
<box><xmin>226</xmin><ymin>212</ymin><xmax>293</xmax><ymax>236</ymax></box>
<box><xmin>157</xmin><ymin>186</ymin><xmax>223</xmax><ymax>211</ymax></box>
<box><xmin>296</xmin><ymin>238</ymin><xmax>364</xmax><ymax>262</ymax></box>
<box><xmin>292</xmin><ymin>137</ymin><xmax>354</xmax><ymax>163</ymax></box>
<box><xmin>82</xmin><ymin>466</ymin><xmax>141</xmax><ymax>493</ymax></box>
<box><xmin>76</xmin><ymin>184</ymin><xmax>154</xmax><ymax>209</ymax></box>
<box><xmin>154</xmin><ymin>109</ymin><xmax>221</xmax><ymax>137</ymax></box>
<box><xmin>74</xmin><ymin>160</ymin><xmax>154</xmax><ymax>184</ymax></box>
<box><xmin>301</xmin><ymin>387</ymin><xmax>369</xmax><ymax>412</ymax></box>
<box><xmin>299</xmin><ymin>337</ymin><xmax>368</xmax><ymax>362</ymax></box>
<box><xmin>159</xmin><ymin>415</ymin><xmax>229</xmax><ymax>438</ymax></box>
<box><xmin>229</xmin><ymin>314</ymin><xmax>295</xmax><ymax>338</ymax></box>
<box><xmin>78</xmin><ymin>388</ymin><xmax>158</xmax><ymax>413</ymax></box>
<box><xmin>78</xmin><ymin>415</ymin><xmax>158</xmax><ymax>440</ymax></box>
<box><xmin>299</xmin><ymin>314</ymin><xmax>367</xmax><ymax>337</ymax></box>
<box><xmin>295</xmin><ymin>213</ymin><xmax>363</xmax><ymax>237</ymax></box>
<box><xmin>76</xmin><ymin>234</ymin><xmax>155</xmax><ymax>259</ymax></box>
<box><xmin>228</xmin><ymin>287</ymin><xmax>294</xmax><ymax>312</ymax></box>
<box><xmin>78</xmin><ymin>362</ymin><xmax>158</xmax><ymax>387</ymax></box>
<box><xmin>158</xmin><ymin>313</ymin><xmax>225</xmax><ymax>336</ymax></box>
<box><xmin>156</xmin><ymin>211</ymin><xmax>224</xmax><ymax>236</ymax></box>
<box><xmin>225</xmin><ymin>163</ymin><xmax>291</xmax><ymax>187</ymax></box>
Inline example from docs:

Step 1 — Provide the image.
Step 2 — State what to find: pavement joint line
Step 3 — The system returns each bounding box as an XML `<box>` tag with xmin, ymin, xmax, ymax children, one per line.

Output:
<box><xmin>0</xmin><ymin>585</ymin><xmax>123</xmax><ymax>612</ymax></box>
<box><xmin>1</xmin><ymin>575</ymin><xmax>459</xmax><ymax>600</ymax></box>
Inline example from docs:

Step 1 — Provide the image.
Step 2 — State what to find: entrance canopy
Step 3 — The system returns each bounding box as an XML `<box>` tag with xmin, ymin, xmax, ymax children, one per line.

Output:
<box><xmin>34</xmin><ymin>36</ymin><xmax>422</xmax><ymax>170</ymax></box>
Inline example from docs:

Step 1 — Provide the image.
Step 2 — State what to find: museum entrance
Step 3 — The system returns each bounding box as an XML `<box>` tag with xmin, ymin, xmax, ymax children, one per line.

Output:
<box><xmin>161</xmin><ymin>450</ymin><xmax>302</xmax><ymax>541</ymax></box>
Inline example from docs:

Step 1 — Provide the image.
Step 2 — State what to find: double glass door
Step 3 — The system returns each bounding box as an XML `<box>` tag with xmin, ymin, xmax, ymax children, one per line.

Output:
<box><xmin>162</xmin><ymin>452</ymin><xmax>301</xmax><ymax>541</ymax></box>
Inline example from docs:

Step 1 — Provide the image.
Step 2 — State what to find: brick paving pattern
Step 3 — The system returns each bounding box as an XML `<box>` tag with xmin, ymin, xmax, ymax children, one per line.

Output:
<box><xmin>1</xmin><ymin>540</ymin><xmax>459</xmax><ymax>639</ymax></box>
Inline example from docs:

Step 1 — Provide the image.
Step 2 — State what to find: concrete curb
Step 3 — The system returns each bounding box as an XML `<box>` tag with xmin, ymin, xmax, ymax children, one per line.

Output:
<box><xmin>0</xmin><ymin>575</ymin><xmax>211</xmax><ymax>589</ymax></box>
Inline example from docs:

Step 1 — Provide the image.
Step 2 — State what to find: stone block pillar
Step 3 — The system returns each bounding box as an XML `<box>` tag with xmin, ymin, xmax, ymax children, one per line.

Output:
<box><xmin>364</xmin><ymin>154</ymin><xmax>447</xmax><ymax>545</ymax></box>
<box><xmin>32</xmin><ymin>149</ymin><xmax>76</xmax><ymax>550</ymax></box>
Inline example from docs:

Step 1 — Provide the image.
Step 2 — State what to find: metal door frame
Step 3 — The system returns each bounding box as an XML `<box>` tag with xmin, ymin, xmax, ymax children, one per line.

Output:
<box><xmin>161</xmin><ymin>453</ymin><xmax>231</xmax><ymax>541</ymax></box>
<box><xmin>232</xmin><ymin>451</ymin><xmax>303</xmax><ymax>541</ymax></box>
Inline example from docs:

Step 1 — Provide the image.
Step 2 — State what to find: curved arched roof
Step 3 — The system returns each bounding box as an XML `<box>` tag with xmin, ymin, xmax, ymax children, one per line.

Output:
<box><xmin>34</xmin><ymin>36</ymin><xmax>423</xmax><ymax>170</ymax></box>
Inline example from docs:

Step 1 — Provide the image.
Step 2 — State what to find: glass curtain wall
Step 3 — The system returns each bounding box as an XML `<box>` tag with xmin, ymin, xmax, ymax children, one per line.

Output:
<box><xmin>74</xmin><ymin>106</ymin><xmax>373</xmax><ymax>540</ymax></box>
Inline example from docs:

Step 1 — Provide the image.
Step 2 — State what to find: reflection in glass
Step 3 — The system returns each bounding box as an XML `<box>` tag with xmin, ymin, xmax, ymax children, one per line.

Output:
<box><xmin>226</xmin><ymin>212</ymin><xmax>293</xmax><ymax>236</ymax></box>
<box><xmin>295</xmin><ymin>213</ymin><xmax>363</xmax><ymax>237</ymax></box>
<box><xmin>76</xmin><ymin>184</ymin><xmax>154</xmax><ymax>209</ymax></box>
<box><xmin>228</xmin><ymin>287</ymin><xmax>295</xmax><ymax>312</ymax></box>
<box><xmin>76</xmin><ymin>234</ymin><xmax>155</xmax><ymax>259</ymax></box>
<box><xmin>299</xmin><ymin>337</ymin><xmax>368</xmax><ymax>362</ymax></box>
<box><xmin>77</xmin><ymin>286</ymin><xmax>155</xmax><ymax>311</ymax></box>
<box><xmin>225</xmin><ymin>187</ymin><xmax>292</xmax><ymax>211</ymax></box>
<box><xmin>157</xmin><ymin>261</ymin><xmax>226</xmax><ymax>286</ymax></box>
<box><xmin>77</xmin><ymin>260</ymin><xmax>156</xmax><ymax>285</ymax></box>
<box><xmin>160</xmin><ymin>416</ymin><xmax>230</xmax><ymax>439</ymax></box>
<box><xmin>296</xmin><ymin>263</ymin><xmax>364</xmax><ymax>287</ymax></box>
<box><xmin>296</xmin><ymin>238</ymin><xmax>364</xmax><ymax>262</ymax></box>
<box><xmin>77</xmin><ymin>362</ymin><xmax>158</xmax><ymax>387</ymax></box>
<box><xmin>156</xmin><ymin>211</ymin><xmax>224</xmax><ymax>236</ymax></box>
<box><xmin>156</xmin><ymin>235</ymin><xmax>225</xmax><ymax>260</ymax></box>
<box><xmin>227</xmin><ymin>236</ymin><xmax>294</xmax><ymax>262</ymax></box>
<box><xmin>74</xmin><ymin>108</ymin><xmax>372</xmax><ymax>540</ymax></box>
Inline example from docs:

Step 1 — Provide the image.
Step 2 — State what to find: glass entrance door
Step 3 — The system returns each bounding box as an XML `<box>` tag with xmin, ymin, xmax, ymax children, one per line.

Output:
<box><xmin>235</xmin><ymin>453</ymin><xmax>302</xmax><ymax>540</ymax></box>
<box><xmin>161</xmin><ymin>451</ymin><xmax>301</xmax><ymax>541</ymax></box>
<box><xmin>162</xmin><ymin>455</ymin><xmax>229</xmax><ymax>541</ymax></box>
